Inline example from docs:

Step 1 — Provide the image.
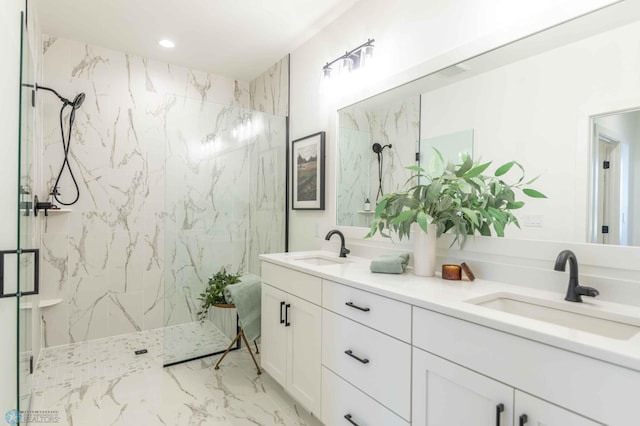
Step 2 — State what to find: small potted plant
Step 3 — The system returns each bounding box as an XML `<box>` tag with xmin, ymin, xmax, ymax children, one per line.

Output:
<box><xmin>366</xmin><ymin>151</ymin><xmax>546</xmax><ymax>276</ymax></box>
<box><xmin>197</xmin><ymin>267</ymin><xmax>242</xmax><ymax>322</ymax></box>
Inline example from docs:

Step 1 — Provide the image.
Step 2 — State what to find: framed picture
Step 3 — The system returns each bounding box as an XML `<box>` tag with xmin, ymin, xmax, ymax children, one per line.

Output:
<box><xmin>292</xmin><ymin>132</ymin><xmax>325</xmax><ymax>210</ymax></box>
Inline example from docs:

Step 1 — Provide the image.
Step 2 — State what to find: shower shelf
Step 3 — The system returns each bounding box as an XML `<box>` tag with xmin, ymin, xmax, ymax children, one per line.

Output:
<box><xmin>20</xmin><ymin>298</ymin><xmax>63</xmax><ymax>310</ymax></box>
<box><xmin>357</xmin><ymin>210</ymin><xmax>375</xmax><ymax>214</ymax></box>
<box><xmin>20</xmin><ymin>208</ymin><xmax>72</xmax><ymax>214</ymax></box>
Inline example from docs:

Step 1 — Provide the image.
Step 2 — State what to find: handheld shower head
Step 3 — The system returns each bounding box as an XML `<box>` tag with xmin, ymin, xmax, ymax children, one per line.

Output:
<box><xmin>72</xmin><ymin>93</ymin><xmax>85</xmax><ymax>109</ymax></box>
<box><xmin>36</xmin><ymin>84</ymin><xmax>86</xmax><ymax>206</ymax></box>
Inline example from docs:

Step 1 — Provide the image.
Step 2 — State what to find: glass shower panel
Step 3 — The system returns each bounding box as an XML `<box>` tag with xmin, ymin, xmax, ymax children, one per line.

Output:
<box><xmin>17</xmin><ymin>10</ymin><xmax>38</xmax><ymax>415</ymax></box>
<box><xmin>163</xmin><ymin>96</ymin><xmax>285</xmax><ymax>365</ymax></box>
<box><xmin>336</xmin><ymin>126</ymin><xmax>373</xmax><ymax>227</ymax></box>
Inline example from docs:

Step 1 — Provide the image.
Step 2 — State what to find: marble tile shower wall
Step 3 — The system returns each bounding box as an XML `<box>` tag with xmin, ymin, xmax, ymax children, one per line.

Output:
<box><xmin>249</xmin><ymin>56</ymin><xmax>289</xmax><ymax>116</ymax></box>
<box><xmin>39</xmin><ymin>35</ymin><xmax>287</xmax><ymax>347</ymax></box>
<box><xmin>337</xmin><ymin>97</ymin><xmax>419</xmax><ymax>226</ymax></box>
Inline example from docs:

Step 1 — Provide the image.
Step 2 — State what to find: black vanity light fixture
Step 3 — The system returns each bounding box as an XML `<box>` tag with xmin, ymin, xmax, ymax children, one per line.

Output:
<box><xmin>322</xmin><ymin>38</ymin><xmax>375</xmax><ymax>79</ymax></box>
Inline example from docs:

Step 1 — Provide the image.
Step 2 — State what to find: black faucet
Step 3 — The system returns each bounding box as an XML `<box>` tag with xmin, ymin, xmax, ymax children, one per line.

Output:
<box><xmin>554</xmin><ymin>250</ymin><xmax>599</xmax><ymax>302</ymax></box>
<box><xmin>325</xmin><ymin>230</ymin><xmax>350</xmax><ymax>258</ymax></box>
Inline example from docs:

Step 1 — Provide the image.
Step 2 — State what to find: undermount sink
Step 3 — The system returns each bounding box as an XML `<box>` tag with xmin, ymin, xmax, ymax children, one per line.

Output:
<box><xmin>467</xmin><ymin>293</ymin><xmax>640</xmax><ymax>340</ymax></box>
<box><xmin>291</xmin><ymin>255</ymin><xmax>352</xmax><ymax>266</ymax></box>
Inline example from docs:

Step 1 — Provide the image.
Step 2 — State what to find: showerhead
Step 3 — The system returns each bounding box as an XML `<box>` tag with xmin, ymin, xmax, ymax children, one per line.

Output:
<box><xmin>72</xmin><ymin>93</ymin><xmax>85</xmax><ymax>109</ymax></box>
<box><xmin>372</xmin><ymin>143</ymin><xmax>392</xmax><ymax>153</ymax></box>
<box><xmin>36</xmin><ymin>84</ymin><xmax>85</xmax><ymax>110</ymax></box>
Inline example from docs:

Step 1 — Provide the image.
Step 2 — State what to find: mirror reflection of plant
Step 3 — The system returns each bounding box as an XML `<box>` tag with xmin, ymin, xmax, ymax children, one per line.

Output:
<box><xmin>197</xmin><ymin>267</ymin><xmax>242</xmax><ymax>323</ymax></box>
<box><xmin>366</xmin><ymin>150</ymin><xmax>547</xmax><ymax>247</ymax></box>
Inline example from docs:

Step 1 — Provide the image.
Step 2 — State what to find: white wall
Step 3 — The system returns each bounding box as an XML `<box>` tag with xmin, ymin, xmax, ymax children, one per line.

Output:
<box><xmin>0</xmin><ymin>0</ymin><xmax>24</xmax><ymax>415</ymax></box>
<box><xmin>289</xmin><ymin>0</ymin><xmax>618</xmax><ymax>251</ymax></box>
<box><xmin>634</xmin><ymin>120</ymin><xmax>640</xmax><ymax>245</ymax></box>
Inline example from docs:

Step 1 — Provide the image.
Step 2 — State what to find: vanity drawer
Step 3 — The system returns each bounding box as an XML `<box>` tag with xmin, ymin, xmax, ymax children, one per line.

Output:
<box><xmin>322</xmin><ymin>367</ymin><xmax>409</xmax><ymax>426</ymax></box>
<box><xmin>261</xmin><ymin>262</ymin><xmax>321</xmax><ymax>305</ymax></box>
<box><xmin>322</xmin><ymin>309</ymin><xmax>411</xmax><ymax>420</ymax></box>
<box><xmin>322</xmin><ymin>279</ymin><xmax>411</xmax><ymax>343</ymax></box>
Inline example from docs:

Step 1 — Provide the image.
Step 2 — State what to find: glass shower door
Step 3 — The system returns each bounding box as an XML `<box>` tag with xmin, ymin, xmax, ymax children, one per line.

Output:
<box><xmin>17</xmin><ymin>9</ymin><xmax>39</xmax><ymax>417</ymax></box>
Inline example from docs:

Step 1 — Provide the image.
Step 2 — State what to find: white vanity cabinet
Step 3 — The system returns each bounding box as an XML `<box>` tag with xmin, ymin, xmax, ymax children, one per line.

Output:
<box><xmin>260</xmin><ymin>254</ymin><xmax>640</xmax><ymax>426</ymax></box>
<box><xmin>412</xmin><ymin>306</ymin><xmax>639</xmax><ymax>426</ymax></box>
<box><xmin>260</xmin><ymin>263</ymin><xmax>322</xmax><ymax>415</ymax></box>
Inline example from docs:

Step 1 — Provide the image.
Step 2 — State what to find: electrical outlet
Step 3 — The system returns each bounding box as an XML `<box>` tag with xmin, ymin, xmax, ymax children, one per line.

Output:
<box><xmin>314</xmin><ymin>222</ymin><xmax>320</xmax><ymax>237</ymax></box>
<box><xmin>522</xmin><ymin>214</ymin><xmax>543</xmax><ymax>228</ymax></box>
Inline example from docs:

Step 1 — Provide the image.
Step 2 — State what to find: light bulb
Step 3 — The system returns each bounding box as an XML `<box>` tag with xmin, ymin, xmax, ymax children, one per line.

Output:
<box><xmin>158</xmin><ymin>39</ymin><xmax>175</xmax><ymax>48</ymax></box>
<box><xmin>341</xmin><ymin>56</ymin><xmax>354</xmax><ymax>72</ymax></box>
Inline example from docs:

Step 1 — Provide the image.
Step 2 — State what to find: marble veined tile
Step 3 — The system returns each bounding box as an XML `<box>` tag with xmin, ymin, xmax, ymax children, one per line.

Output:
<box><xmin>163</xmin><ymin>320</ymin><xmax>233</xmax><ymax>365</ymax></box>
<box><xmin>249</xmin><ymin>55</ymin><xmax>289</xmax><ymax>117</ymax></box>
<box><xmin>39</xmin><ymin>36</ymin><xmax>288</xmax><ymax>349</ymax></box>
<box><xmin>31</xmin><ymin>329</ymin><xmax>319</xmax><ymax>426</ymax></box>
<box><xmin>337</xmin><ymin>95</ymin><xmax>419</xmax><ymax>227</ymax></box>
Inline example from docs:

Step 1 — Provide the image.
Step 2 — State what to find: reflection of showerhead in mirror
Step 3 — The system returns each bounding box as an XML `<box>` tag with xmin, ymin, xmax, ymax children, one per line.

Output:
<box><xmin>372</xmin><ymin>143</ymin><xmax>392</xmax><ymax>153</ymax></box>
<box><xmin>372</xmin><ymin>143</ymin><xmax>393</xmax><ymax>202</ymax></box>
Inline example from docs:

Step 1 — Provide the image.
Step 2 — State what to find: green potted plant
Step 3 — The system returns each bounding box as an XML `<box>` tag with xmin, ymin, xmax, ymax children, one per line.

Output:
<box><xmin>197</xmin><ymin>267</ymin><xmax>242</xmax><ymax>322</ymax></box>
<box><xmin>366</xmin><ymin>151</ymin><xmax>546</xmax><ymax>276</ymax></box>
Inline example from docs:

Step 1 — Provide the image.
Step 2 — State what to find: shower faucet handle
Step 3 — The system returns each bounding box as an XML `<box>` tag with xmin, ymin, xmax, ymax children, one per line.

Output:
<box><xmin>33</xmin><ymin>195</ymin><xmax>54</xmax><ymax>217</ymax></box>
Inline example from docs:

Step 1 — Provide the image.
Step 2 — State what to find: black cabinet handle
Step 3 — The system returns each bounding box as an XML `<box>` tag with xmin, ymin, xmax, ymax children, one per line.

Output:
<box><xmin>344</xmin><ymin>414</ymin><xmax>360</xmax><ymax>425</ymax></box>
<box><xmin>285</xmin><ymin>304</ymin><xmax>291</xmax><ymax>326</ymax></box>
<box><xmin>279</xmin><ymin>301</ymin><xmax>285</xmax><ymax>324</ymax></box>
<box><xmin>496</xmin><ymin>403</ymin><xmax>504</xmax><ymax>426</ymax></box>
<box><xmin>519</xmin><ymin>414</ymin><xmax>528</xmax><ymax>426</ymax></box>
<box><xmin>345</xmin><ymin>302</ymin><xmax>370</xmax><ymax>312</ymax></box>
<box><xmin>344</xmin><ymin>349</ymin><xmax>369</xmax><ymax>364</ymax></box>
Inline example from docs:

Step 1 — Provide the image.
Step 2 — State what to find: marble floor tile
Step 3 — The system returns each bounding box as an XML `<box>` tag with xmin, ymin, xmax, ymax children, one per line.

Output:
<box><xmin>29</xmin><ymin>329</ymin><xmax>322</xmax><ymax>426</ymax></box>
<box><xmin>164</xmin><ymin>321</ymin><xmax>233</xmax><ymax>365</ymax></box>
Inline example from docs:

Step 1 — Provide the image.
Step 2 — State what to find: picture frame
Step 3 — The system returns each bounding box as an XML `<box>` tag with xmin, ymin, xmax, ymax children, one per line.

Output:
<box><xmin>292</xmin><ymin>132</ymin><xmax>325</xmax><ymax>210</ymax></box>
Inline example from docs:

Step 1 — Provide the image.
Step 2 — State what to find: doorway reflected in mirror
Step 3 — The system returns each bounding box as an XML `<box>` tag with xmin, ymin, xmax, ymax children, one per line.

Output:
<box><xmin>591</xmin><ymin>110</ymin><xmax>640</xmax><ymax>246</ymax></box>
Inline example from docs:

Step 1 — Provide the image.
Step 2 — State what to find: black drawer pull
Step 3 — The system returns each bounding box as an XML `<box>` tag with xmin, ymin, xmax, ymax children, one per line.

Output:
<box><xmin>345</xmin><ymin>302</ymin><xmax>370</xmax><ymax>312</ymax></box>
<box><xmin>496</xmin><ymin>403</ymin><xmax>504</xmax><ymax>426</ymax></box>
<box><xmin>519</xmin><ymin>414</ymin><xmax>528</xmax><ymax>426</ymax></box>
<box><xmin>285</xmin><ymin>303</ymin><xmax>291</xmax><ymax>327</ymax></box>
<box><xmin>344</xmin><ymin>414</ymin><xmax>360</xmax><ymax>425</ymax></box>
<box><xmin>344</xmin><ymin>349</ymin><xmax>369</xmax><ymax>364</ymax></box>
<box><xmin>279</xmin><ymin>301</ymin><xmax>285</xmax><ymax>324</ymax></box>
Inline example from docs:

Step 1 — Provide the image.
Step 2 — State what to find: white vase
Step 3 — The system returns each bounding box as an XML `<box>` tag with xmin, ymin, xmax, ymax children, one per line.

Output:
<box><xmin>412</xmin><ymin>223</ymin><xmax>437</xmax><ymax>277</ymax></box>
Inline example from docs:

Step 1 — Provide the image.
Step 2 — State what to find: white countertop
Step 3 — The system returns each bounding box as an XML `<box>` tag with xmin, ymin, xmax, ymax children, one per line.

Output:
<box><xmin>260</xmin><ymin>250</ymin><xmax>640</xmax><ymax>372</ymax></box>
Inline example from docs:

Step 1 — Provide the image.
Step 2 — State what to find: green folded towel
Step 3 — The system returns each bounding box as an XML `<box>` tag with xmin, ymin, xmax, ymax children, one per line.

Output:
<box><xmin>370</xmin><ymin>252</ymin><xmax>410</xmax><ymax>274</ymax></box>
<box><xmin>224</xmin><ymin>275</ymin><xmax>261</xmax><ymax>342</ymax></box>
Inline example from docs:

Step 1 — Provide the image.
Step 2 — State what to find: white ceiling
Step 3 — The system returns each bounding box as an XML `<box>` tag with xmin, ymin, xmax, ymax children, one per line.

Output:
<box><xmin>34</xmin><ymin>0</ymin><xmax>359</xmax><ymax>81</ymax></box>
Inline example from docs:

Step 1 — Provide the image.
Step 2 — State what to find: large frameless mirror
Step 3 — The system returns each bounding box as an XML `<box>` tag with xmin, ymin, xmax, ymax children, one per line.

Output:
<box><xmin>336</xmin><ymin>1</ymin><xmax>640</xmax><ymax>246</ymax></box>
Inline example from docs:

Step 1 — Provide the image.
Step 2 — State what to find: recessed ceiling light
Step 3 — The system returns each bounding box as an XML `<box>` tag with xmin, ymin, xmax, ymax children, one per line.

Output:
<box><xmin>158</xmin><ymin>39</ymin><xmax>175</xmax><ymax>48</ymax></box>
